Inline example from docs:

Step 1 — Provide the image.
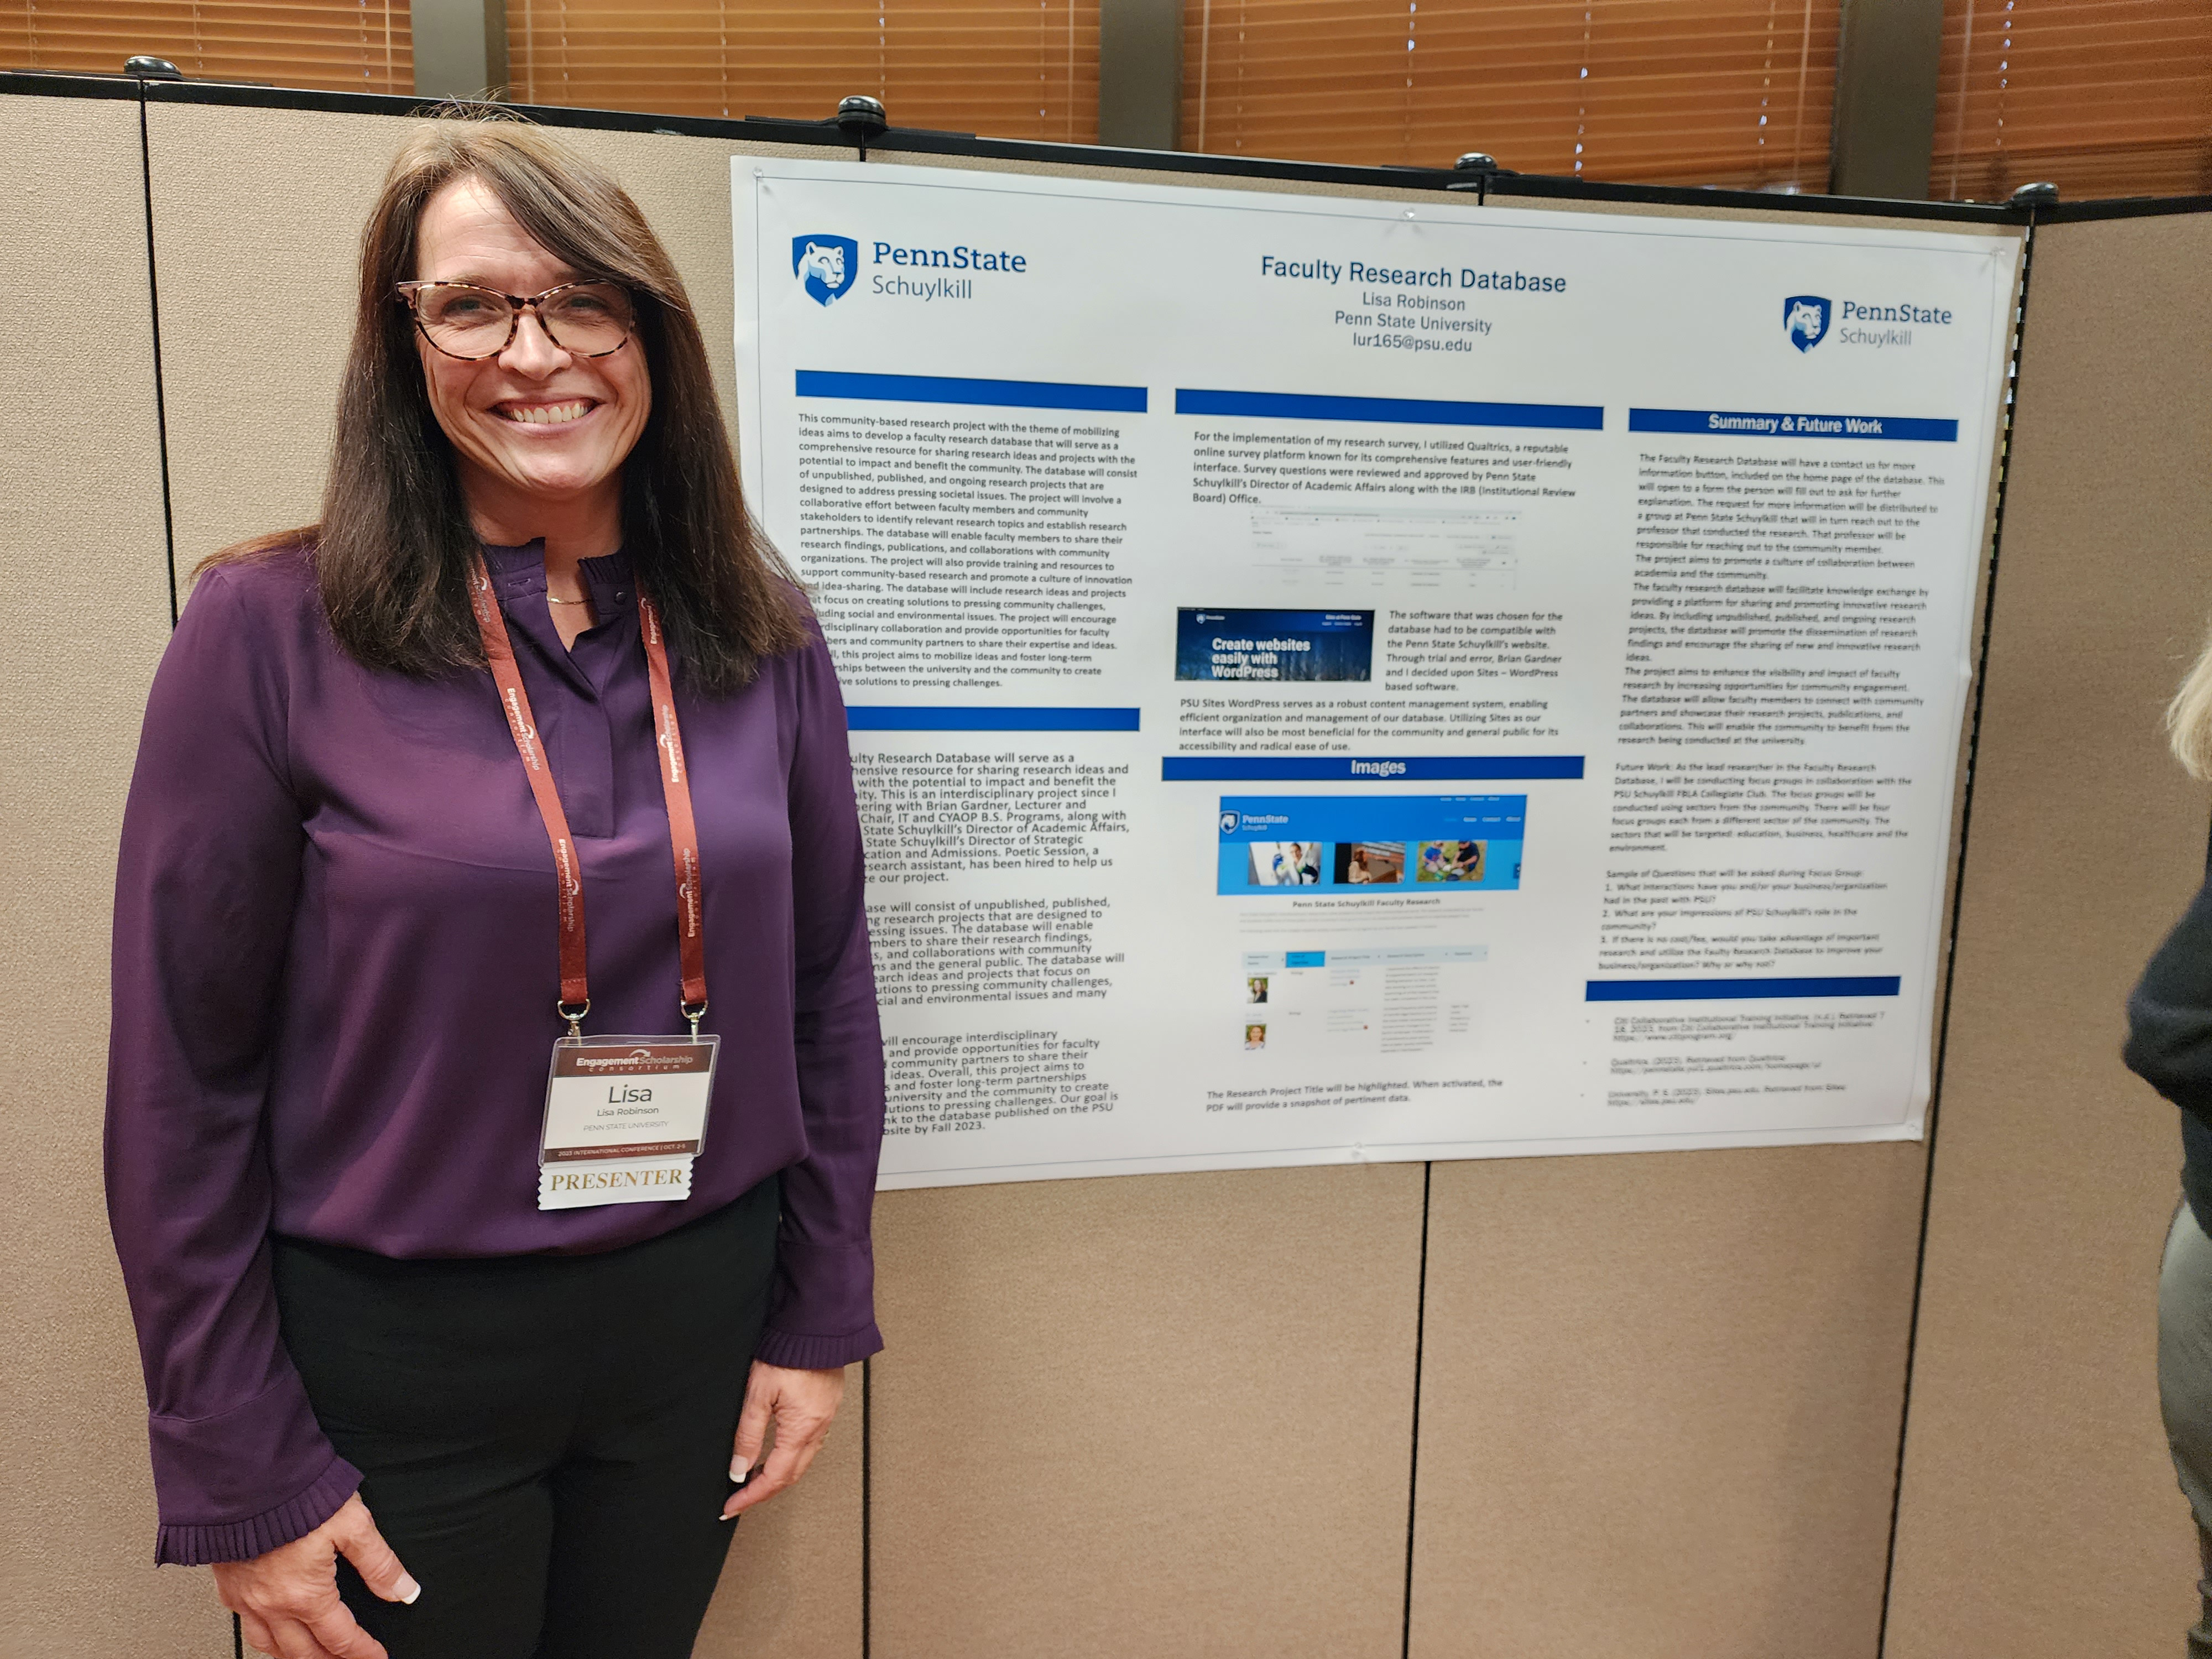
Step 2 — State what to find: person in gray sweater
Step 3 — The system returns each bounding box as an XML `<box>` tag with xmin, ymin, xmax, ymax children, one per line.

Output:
<box><xmin>2125</xmin><ymin>643</ymin><xmax>2212</xmax><ymax>1659</ymax></box>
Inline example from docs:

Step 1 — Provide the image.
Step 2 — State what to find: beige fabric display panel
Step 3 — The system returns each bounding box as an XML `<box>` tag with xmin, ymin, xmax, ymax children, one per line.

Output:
<box><xmin>140</xmin><ymin>102</ymin><xmax>863</xmax><ymax>1655</ymax></box>
<box><xmin>1883</xmin><ymin>212</ymin><xmax>2212</xmax><ymax>1659</ymax></box>
<box><xmin>1408</xmin><ymin>1143</ymin><xmax>1927</xmax><ymax>1658</ymax></box>
<box><xmin>0</xmin><ymin>96</ymin><xmax>227</xmax><ymax>1657</ymax></box>
<box><xmin>870</xmin><ymin>1165</ymin><xmax>1425</xmax><ymax>1656</ymax></box>
<box><xmin>147</xmin><ymin>104</ymin><xmax>416</xmax><ymax>569</ymax></box>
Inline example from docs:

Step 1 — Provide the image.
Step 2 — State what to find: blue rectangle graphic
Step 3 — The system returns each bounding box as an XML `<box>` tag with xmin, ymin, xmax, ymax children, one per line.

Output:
<box><xmin>796</xmin><ymin>370</ymin><xmax>1146</xmax><ymax>413</ymax></box>
<box><xmin>1219</xmin><ymin>794</ymin><xmax>1525</xmax><ymax>895</ymax></box>
<box><xmin>1177</xmin><ymin>608</ymin><xmax>1375</xmax><ymax>682</ymax></box>
<box><xmin>847</xmin><ymin>706</ymin><xmax>1140</xmax><ymax>731</ymax></box>
<box><xmin>1176</xmin><ymin>388</ymin><xmax>1603</xmax><ymax>431</ymax></box>
<box><xmin>1165</xmin><ymin>755</ymin><xmax>1583</xmax><ymax>781</ymax></box>
<box><xmin>1627</xmin><ymin>408</ymin><xmax>1957</xmax><ymax>442</ymax></box>
<box><xmin>1585</xmin><ymin>975</ymin><xmax>1903</xmax><ymax>1001</ymax></box>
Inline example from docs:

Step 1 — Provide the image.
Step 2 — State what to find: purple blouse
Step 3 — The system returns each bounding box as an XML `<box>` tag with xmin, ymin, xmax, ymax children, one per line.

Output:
<box><xmin>105</xmin><ymin>542</ymin><xmax>884</xmax><ymax>1566</ymax></box>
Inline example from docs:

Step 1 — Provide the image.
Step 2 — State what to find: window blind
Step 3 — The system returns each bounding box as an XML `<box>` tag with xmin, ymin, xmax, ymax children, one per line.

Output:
<box><xmin>1934</xmin><ymin>0</ymin><xmax>2212</xmax><ymax>201</ymax></box>
<box><xmin>0</xmin><ymin>1</ymin><xmax>410</xmax><ymax>92</ymax></box>
<box><xmin>506</xmin><ymin>0</ymin><xmax>1099</xmax><ymax>143</ymax></box>
<box><xmin>1182</xmin><ymin>0</ymin><xmax>1839</xmax><ymax>190</ymax></box>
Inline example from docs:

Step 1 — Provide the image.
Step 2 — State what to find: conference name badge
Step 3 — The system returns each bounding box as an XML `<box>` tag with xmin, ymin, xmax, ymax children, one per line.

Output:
<box><xmin>539</xmin><ymin>1036</ymin><xmax>719</xmax><ymax>1211</ymax></box>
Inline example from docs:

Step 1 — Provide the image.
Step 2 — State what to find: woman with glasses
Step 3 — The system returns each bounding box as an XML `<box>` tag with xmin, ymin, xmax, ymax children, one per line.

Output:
<box><xmin>105</xmin><ymin>115</ymin><xmax>883</xmax><ymax>1659</ymax></box>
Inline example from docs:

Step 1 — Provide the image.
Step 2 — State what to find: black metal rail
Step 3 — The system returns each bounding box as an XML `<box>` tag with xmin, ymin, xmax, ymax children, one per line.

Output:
<box><xmin>15</xmin><ymin>65</ymin><xmax>2178</xmax><ymax>226</ymax></box>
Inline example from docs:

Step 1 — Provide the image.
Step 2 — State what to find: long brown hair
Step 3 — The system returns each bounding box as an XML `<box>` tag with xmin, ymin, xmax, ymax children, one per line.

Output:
<box><xmin>215</xmin><ymin>111</ymin><xmax>808</xmax><ymax>692</ymax></box>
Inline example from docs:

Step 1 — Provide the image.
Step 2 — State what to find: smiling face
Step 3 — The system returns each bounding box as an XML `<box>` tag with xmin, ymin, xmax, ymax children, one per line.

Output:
<box><xmin>411</xmin><ymin>175</ymin><xmax>651</xmax><ymax>530</ymax></box>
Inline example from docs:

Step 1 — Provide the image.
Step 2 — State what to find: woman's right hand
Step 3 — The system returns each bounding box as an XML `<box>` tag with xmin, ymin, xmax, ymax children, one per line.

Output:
<box><xmin>210</xmin><ymin>1493</ymin><xmax>419</xmax><ymax>1659</ymax></box>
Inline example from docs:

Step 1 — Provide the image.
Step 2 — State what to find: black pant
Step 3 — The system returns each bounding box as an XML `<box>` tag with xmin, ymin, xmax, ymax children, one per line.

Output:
<box><xmin>272</xmin><ymin>1177</ymin><xmax>779</xmax><ymax>1659</ymax></box>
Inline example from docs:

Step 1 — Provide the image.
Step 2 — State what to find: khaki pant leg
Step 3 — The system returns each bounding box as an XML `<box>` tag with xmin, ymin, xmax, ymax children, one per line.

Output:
<box><xmin>2157</xmin><ymin>1201</ymin><xmax>2212</xmax><ymax>1658</ymax></box>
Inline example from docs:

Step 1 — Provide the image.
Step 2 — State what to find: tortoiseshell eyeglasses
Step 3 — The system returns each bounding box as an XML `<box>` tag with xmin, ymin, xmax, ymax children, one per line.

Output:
<box><xmin>395</xmin><ymin>280</ymin><xmax>636</xmax><ymax>361</ymax></box>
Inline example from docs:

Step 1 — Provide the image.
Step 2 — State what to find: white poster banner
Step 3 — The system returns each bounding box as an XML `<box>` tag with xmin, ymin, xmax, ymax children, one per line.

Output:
<box><xmin>732</xmin><ymin>158</ymin><xmax>2017</xmax><ymax>1188</ymax></box>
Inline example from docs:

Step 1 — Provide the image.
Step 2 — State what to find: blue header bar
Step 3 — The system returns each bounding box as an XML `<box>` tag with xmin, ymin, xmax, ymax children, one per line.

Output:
<box><xmin>797</xmin><ymin>370</ymin><xmax>1147</xmax><ymax>413</ymax></box>
<box><xmin>1176</xmin><ymin>388</ymin><xmax>1604</xmax><ymax>431</ymax></box>
<box><xmin>849</xmin><ymin>706</ymin><xmax>1140</xmax><ymax>731</ymax></box>
<box><xmin>1165</xmin><ymin>755</ymin><xmax>1583</xmax><ymax>781</ymax></box>
<box><xmin>1586</xmin><ymin>975</ymin><xmax>1902</xmax><ymax>1001</ymax></box>
<box><xmin>1628</xmin><ymin>408</ymin><xmax>1957</xmax><ymax>442</ymax></box>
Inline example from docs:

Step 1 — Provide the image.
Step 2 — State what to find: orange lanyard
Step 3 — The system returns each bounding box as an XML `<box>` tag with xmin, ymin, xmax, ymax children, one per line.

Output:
<box><xmin>466</xmin><ymin>556</ymin><xmax>709</xmax><ymax>1036</ymax></box>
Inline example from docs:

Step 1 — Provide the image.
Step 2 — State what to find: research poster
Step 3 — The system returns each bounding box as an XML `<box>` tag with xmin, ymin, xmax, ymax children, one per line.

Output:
<box><xmin>732</xmin><ymin>158</ymin><xmax>2018</xmax><ymax>1188</ymax></box>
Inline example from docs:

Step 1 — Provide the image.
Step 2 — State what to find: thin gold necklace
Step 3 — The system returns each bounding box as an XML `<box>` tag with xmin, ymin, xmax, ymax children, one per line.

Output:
<box><xmin>547</xmin><ymin>594</ymin><xmax>592</xmax><ymax>605</ymax></box>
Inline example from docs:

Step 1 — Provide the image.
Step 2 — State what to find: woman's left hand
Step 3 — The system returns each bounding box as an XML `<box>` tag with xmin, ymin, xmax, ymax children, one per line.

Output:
<box><xmin>722</xmin><ymin>1361</ymin><xmax>847</xmax><ymax>1519</ymax></box>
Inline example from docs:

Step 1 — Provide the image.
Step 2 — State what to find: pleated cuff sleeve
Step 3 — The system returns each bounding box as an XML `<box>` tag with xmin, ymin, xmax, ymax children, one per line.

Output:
<box><xmin>757</xmin><ymin>1233</ymin><xmax>883</xmax><ymax>1371</ymax></box>
<box><xmin>754</xmin><ymin>1318</ymin><xmax>884</xmax><ymax>1372</ymax></box>
<box><xmin>145</xmin><ymin>1372</ymin><xmax>359</xmax><ymax>1565</ymax></box>
<box><xmin>153</xmin><ymin>1452</ymin><xmax>360</xmax><ymax>1566</ymax></box>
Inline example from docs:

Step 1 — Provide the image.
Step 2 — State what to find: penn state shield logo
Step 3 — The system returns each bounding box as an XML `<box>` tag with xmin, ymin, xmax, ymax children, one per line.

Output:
<box><xmin>1219</xmin><ymin>811</ymin><xmax>1241</xmax><ymax>834</ymax></box>
<box><xmin>1783</xmin><ymin>294</ymin><xmax>1831</xmax><ymax>352</ymax></box>
<box><xmin>793</xmin><ymin>235</ymin><xmax>859</xmax><ymax>306</ymax></box>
